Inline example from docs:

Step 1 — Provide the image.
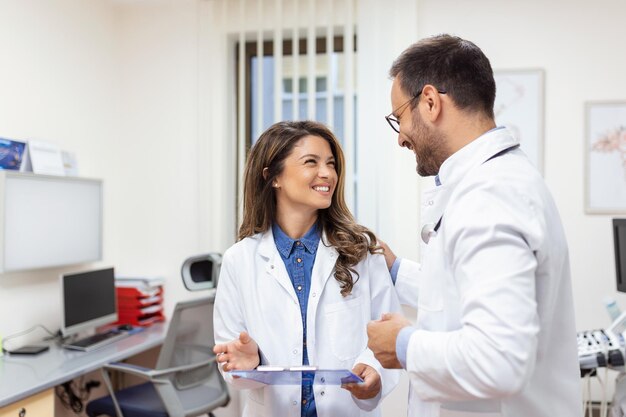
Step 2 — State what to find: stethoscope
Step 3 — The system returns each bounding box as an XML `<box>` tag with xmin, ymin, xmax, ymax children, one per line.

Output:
<box><xmin>420</xmin><ymin>144</ymin><xmax>520</xmax><ymax>245</ymax></box>
<box><xmin>421</xmin><ymin>217</ymin><xmax>442</xmax><ymax>244</ymax></box>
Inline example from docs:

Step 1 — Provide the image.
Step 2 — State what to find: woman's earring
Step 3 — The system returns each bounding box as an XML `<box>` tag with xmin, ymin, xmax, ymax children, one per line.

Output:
<box><xmin>273</xmin><ymin>183</ymin><xmax>279</xmax><ymax>188</ymax></box>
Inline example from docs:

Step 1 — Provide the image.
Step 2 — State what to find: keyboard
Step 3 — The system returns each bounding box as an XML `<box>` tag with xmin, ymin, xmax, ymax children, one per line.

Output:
<box><xmin>63</xmin><ymin>330</ymin><xmax>129</xmax><ymax>352</ymax></box>
<box><xmin>578</xmin><ymin>328</ymin><xmax>625</xmax><ymax>370</ymax></box>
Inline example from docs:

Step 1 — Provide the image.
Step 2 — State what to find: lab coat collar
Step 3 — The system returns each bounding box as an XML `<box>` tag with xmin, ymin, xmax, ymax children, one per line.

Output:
<box><xmin>312</xmin><ymin>233</ymin><xmax>339</xmax><ymax>291</ymax></box>
<box><xmin>257</xmin><ymin>228</ymin><xmax>338</xmax><ymax>302</ymax></box>
<box><xmin>437</xmin><ymin>126</ymin><xmax>518</xmax><ymax>187</ymax></box>
<box><xmin>258</xmin><ymin>229</ymin><xmax>297</xmax><ymax>302</ymax></box>
<box><xmin>271</xmin><ymin>222</ymin><xmax>320</xmax><ymax>258</ymax></box>
<box><xmin>258</xmin><ymin>227</ymin><xmax>330</xmax><ymax>261</ymax></box>
<box><xmin>258</xmin><ymin>228</ymin><xmax>278</xmax><ymax>260</ymax></box>
<box><xmin>419</xmin><ymin>127</ymin><xmax>518</xmax><ymax>247</ymax></box>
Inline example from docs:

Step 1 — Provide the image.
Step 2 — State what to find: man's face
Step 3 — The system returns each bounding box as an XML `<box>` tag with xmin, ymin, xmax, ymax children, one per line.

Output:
<box><xmin>389</xmin><ymin>79</ymin><xmax>446</xmax><ymax>177</ymax></box>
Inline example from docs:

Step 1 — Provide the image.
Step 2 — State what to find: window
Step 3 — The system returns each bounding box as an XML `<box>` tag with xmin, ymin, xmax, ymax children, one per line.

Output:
<box><xmin>237</xmin><ymin>36</ymin><xmax>357</xmax><ymax>148</ymax></box>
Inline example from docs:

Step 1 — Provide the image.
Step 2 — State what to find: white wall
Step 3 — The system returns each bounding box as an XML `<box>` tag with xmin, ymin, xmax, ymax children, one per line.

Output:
<box><xmin>111</xmin><ymin>0</ymin><xmax>207</xmax><ymax>302</ymax></box>
<box><xmin>0</xmin><ymin>0</ymin><xmax>225</xmax><ymax>341</ymax></box>
<box><xmin>0</xmin><ymin>1</ymin><xmax>239</xmax><ymax>414</ymax></box>
<box><xmin>0</xmin><ymin>0</ymin><xmax>121</xmax><ymax>342</ymax></box>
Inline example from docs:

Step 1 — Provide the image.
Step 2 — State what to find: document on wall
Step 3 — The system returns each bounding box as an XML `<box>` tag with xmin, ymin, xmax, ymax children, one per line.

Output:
<box><xmin>229</xmin><ymin>366</ymin><xmax>363</xmax><ymax>385</ymax></box>
<box><xmin>27</xmin><ymin>140</ymin><xmax>66</xmax><ymax>176</ymax></box>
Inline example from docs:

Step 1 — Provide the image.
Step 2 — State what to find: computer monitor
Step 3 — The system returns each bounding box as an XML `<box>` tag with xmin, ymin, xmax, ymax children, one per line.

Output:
<box><xmin>61</xmin><ymin>267</ymin><xmax>117</xmax><ymax>337</ymax></box>
<box><xmin>614</xmin><ymin>219</ymin><xmax>626</xmax><ymax>293</ymax></box>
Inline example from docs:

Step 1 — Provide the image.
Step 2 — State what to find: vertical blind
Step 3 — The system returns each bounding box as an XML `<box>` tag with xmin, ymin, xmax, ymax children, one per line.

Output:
<box><xmin>234</xmin><ymin>0</ymin><xmax>357</xmax><ymax>212</ymax></box>
<box><xmin>201</xmin><ymin>0</ymin><xmax>424</xmax><ymax>289</ymax></box>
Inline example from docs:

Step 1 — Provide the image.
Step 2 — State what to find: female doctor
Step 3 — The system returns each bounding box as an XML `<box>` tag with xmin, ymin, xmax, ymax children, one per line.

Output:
<box><xmin>213</xmin><ymin>120</ymin><xmax>400</xmax><ymax>417</ymax></box>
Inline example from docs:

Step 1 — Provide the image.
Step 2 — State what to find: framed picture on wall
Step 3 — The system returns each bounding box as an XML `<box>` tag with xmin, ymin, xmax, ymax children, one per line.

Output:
<box><xmin>585</xmin><ymin>101</ymin><xmax>626</xmax><ymax>214</ymax></box>
<box><xmin>493</xmin><ymin>69</ymin><xmax>544</xmax><ymax>174</ymax></box>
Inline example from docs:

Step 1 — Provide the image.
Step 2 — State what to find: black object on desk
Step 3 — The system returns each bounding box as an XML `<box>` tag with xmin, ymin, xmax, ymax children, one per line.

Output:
<box><xmin>6</xmin><ymin>345</ymin><xmax>49</xmax><ymax>355</ymax></box>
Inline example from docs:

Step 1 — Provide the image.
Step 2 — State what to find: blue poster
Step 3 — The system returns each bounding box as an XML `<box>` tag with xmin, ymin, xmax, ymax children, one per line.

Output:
<box><xmin>0</xmin><ymin>138</ymin><xmax>26</xmax><ymax>170</ymax></box>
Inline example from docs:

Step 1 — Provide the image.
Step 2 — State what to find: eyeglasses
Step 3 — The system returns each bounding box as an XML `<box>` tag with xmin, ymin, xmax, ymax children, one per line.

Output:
<box><xmin>385</xmin><ymin>88</ymin><xmax>447</xmax><ymax>134</ymax></box>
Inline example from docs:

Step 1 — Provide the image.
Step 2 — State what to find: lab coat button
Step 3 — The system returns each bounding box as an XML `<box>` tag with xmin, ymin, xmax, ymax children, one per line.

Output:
<box><xmin>428</xmin><ymin>200</ymin><xmax>434</xmax><ymax>205</ymax></box>
<box><xmin>270</xmin><ymin>265</ymin><xmax>274</xmax><ymax>269</ymax></box>
<box><xmin>312</xmin><ymin>292</ymin><xmax>316</xmax><ymax>297</ymax></box>
<box><xmin>320</xmin><ymin>390</ymin><xmax>325</xmax><ymax>396</ymax></box>
<box><xmin>293</xmin><ymin>349</ymin><xmax>298</xmax><ymax>354</ymax></box>
<box><xmin>292</xmin><ymin>400</ymin><xmax>297</xmax><ymax>406</ymax></box>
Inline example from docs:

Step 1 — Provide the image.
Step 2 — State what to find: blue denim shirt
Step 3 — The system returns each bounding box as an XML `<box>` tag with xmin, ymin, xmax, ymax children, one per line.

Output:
<box><xmin>273</xmin><ymin>223</ymin><xmax>320</xmax><ymax>417</ymax></box>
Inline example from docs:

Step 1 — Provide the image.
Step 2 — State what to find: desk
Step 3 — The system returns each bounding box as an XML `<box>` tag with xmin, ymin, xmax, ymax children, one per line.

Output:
<box><xmin>0</xmin><ymin>324</ymin><xmax>167</xmax><ymax>408</ymax></box>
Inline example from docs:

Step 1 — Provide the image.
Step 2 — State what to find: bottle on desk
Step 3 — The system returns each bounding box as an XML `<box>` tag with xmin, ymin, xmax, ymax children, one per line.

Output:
<box><xmin>605</xmin><ymin>297</ymin><xmax>622</xmax><ymax>322</ymax></box>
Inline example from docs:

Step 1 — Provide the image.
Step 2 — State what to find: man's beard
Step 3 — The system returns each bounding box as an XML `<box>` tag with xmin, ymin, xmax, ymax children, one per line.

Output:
<box><xmin>411</xmin><ymin>113</ymin><xmax>447</xmax><ymax>177</ymax></box>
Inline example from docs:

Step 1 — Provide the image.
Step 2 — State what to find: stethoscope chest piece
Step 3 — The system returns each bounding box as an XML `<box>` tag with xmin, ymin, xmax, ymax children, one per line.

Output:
<box><xmin>421</xmin><ymin>223</ymin><xmax>438</xmax><ymax>244</ymax></box>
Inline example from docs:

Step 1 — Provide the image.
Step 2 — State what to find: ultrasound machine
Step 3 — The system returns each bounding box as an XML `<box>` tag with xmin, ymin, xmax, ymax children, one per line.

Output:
<box><xmin>578</xmin><ymin>219</ymin><xmax>626</xmax><ymax>374</ymax></box>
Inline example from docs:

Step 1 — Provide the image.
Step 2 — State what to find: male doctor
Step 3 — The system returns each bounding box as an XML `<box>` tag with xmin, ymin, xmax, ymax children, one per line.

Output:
<box><xmin>366</xmin><ymin>34</ymin><xmax>582</xmax><ymax>417</ymax></box>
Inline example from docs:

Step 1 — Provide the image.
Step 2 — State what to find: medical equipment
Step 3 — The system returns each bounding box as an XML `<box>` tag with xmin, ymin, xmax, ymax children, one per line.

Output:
<box><xmin>579</xmin><ymin>220</ymin><xmax>626</xmax><ymax>416</ymax></box>
<box><xmin>615</xmin><ymin>219</ymin><xmax>626</xmax><ymax>292</ymax></box>
<box><xmin>605</xmin><ymin>297</ymin><xmax>622</xmax><ymax>321</ymax></box>
<box><xmin>578</xmin><ymin>328</ymin><xmax>624</xmax><ymax>370</ymax></box>
<box><xmin>580</xmin><ymin>219</ymin><xmax>626</xmax><ymax>372</ymax></box>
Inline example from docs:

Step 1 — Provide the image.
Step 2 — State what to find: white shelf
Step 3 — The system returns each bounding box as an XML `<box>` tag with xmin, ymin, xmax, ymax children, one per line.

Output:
<box><xmin>0</xmin><ymin>171</ymin><xmax>103</xmax><ymax>272</ymax></box>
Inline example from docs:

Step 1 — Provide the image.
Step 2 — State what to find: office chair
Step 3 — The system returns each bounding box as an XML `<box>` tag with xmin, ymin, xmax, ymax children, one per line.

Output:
<box><xmin>86</xmin><ymin>296</ymin><xmax>230</xmax><ymax>417</ymax></box>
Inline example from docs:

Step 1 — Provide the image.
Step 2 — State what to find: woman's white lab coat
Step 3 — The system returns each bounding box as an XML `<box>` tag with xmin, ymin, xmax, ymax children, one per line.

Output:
<box><xmin>394</xmin><ymin>127</ymin><xmax>581</xmax><ymax>417</ymax></box>
<box><xmin>214</xmin><ymin>229</ymin><xmax>400</xmax><ymax>417</ymax></box>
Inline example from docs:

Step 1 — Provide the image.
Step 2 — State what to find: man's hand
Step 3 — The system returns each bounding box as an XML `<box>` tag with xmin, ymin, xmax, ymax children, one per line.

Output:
<box><xmin>367</xmin><ymin>313</ymin><xmax>411</xmax><ymax>369</ymax></box>
<box><xmin>213</xmin><ymin>331</ymin><xmax>260</xmax><ymax>372</ymax></box>
<box><xmin>341</xmin><ymin>363</ymin><xmax>381</xmax><ymax>399</ymax></box>
<box><xmin>378</xmin><ymin>239</ymin><xmax>397</xmax><ymax>271</ymax></box>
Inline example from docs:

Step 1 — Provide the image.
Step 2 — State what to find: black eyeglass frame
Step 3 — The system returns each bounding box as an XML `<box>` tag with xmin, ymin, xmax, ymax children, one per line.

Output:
<box><xmin>385</xmin><ymin>88</ymin><xmax>447</xmax><ymax>134</ymax></box>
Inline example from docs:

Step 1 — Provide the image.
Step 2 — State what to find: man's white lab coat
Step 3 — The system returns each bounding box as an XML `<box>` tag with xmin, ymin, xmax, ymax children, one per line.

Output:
<box><xmin>214</xmin><ymin>229</ymin><xmax>400</xmax><ymax>417</ymax></box>
<box><xmin>395</xmin><ymin>127</ymin><xmax>581</xmax><ymax>417</ymax></box>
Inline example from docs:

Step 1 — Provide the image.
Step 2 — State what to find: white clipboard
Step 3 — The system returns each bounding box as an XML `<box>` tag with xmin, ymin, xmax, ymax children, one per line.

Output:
<box><xmin>229</xmin><ymin>366</ymin><xmax>363</xmax><ymax>385</ymax></box>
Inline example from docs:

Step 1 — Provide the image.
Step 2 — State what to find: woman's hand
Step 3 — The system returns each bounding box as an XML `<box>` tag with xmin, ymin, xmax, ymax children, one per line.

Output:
<box><xmin>213</xmin><ymin>331</ymin><xmax>260</xmax><ymax>372</ymax></box>
<box><xmin>378</xmin><ymin>239</ymin><xmax>397</xmax><ymax>271</ymax></box>
<box><xmin>341</xmin><ymin>363</ymin><xmax>381</xmax><ymax>399</ymax></box>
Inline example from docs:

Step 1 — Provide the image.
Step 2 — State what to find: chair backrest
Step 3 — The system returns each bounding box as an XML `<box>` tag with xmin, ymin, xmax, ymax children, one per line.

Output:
<box><xmin>157</xmin><ymin>296</ymin><xmax>215</xmax><ymax>370</ymax></box>
<box><xmin>154</xmin><ymin>295</ymin><xmax>229</xmax><ymax>415</ymax></box>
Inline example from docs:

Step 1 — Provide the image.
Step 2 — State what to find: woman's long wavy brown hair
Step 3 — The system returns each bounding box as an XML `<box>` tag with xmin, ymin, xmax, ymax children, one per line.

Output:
<box><xmin>238</xmin><ymin>120</ymin><xmax>381</xmax><ymax>296</ymax></box>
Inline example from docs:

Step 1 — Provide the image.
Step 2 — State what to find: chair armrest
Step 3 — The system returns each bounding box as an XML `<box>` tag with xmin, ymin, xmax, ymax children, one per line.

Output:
<box><xmin>103</xmin><ymin>357</ymin><xmax>217</xmax><ymax>381</ymax></box>
<box><xmin>149</xmin><ymin>357</ymin><xmax>217</xmax><ymax>379</ymax></box>
<box><xmin>103</xmin><ymin>362</ymin><xmax>156</xmax><ymax>380</ymax></box>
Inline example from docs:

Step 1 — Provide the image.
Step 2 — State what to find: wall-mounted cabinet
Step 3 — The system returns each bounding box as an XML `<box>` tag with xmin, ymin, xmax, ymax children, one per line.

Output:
<box><xmin>0</xmin><ymin>172</ymin><xmax>102</xmax><ymax>273</ymax></box>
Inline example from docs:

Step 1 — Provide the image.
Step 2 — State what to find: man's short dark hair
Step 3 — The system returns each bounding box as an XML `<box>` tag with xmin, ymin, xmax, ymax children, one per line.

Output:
<box><xmin>390</xmin><ymin>34</ymin><xmax>496</xmax><ymax>119</ymax></box>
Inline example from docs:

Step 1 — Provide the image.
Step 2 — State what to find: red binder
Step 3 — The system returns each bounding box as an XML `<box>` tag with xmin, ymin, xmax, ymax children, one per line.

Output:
<box><xmin>114</xmin><ymin>278</ymin><xmax>165</xmax><ymax>327</ymax></box>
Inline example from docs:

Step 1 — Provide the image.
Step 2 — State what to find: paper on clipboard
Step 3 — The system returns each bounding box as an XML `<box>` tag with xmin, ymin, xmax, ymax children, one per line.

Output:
<box><xmin>229</xmin><ymin>366</ymin><xmax>363</xmax><ymax>385</ymax></box>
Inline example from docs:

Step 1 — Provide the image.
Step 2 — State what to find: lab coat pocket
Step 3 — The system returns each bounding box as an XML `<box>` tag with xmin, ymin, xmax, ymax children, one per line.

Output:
<box><xmin>248</xmin><ymin>387</ymin><xmax>265</xmax><ymax>405</ymax></box>
<box><xmin>417</xmin><ymin>240</ymin><xmax>444</xmax><ymax>313</ymax></box>
<box><xmin>417</xmin><ymin>278</ymin><xmax>443</xmax><ymax>312</ymax></box>
<box><xmin>325</xmin><ymin>296</ymin><xmax>364</xmax><ymax>361</ymax></box>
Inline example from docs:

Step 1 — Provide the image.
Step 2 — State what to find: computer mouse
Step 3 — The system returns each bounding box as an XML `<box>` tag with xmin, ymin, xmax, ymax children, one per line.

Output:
<box><xmin>118</xmin><ymin>324</ymin><xmax>133</xmax><ymax>331</ymax></box>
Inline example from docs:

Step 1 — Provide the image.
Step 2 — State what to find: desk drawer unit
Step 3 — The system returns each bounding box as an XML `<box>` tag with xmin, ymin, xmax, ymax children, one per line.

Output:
<box><xmin>0</xmin><ymin>389</ymin><xmax>53</xmax><ymax>417</ymax></box>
